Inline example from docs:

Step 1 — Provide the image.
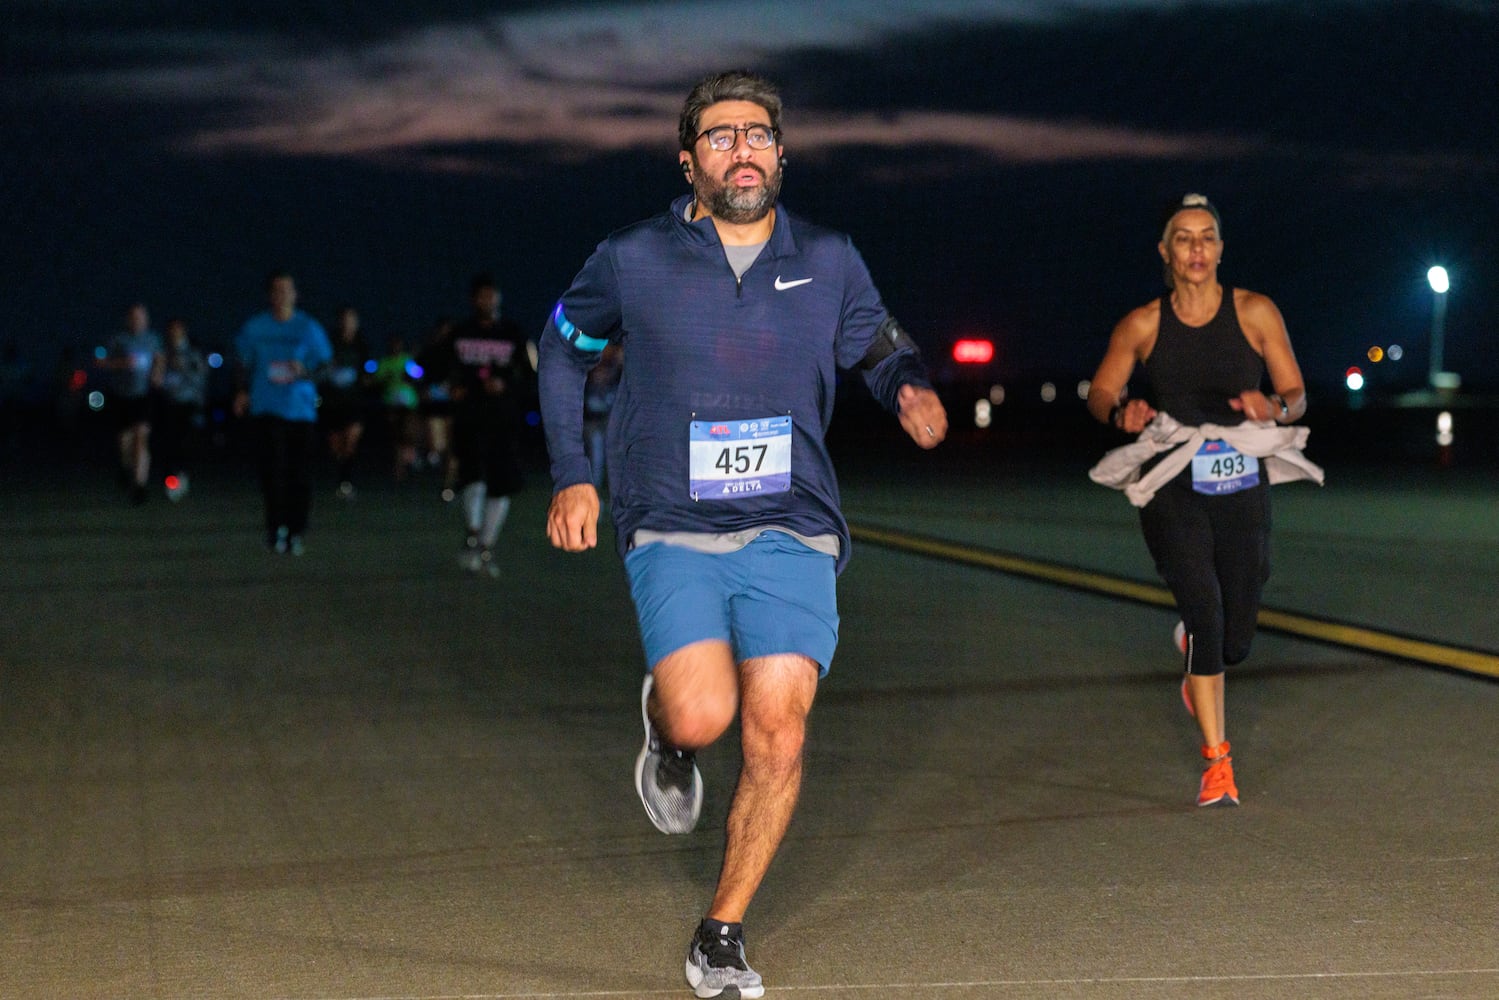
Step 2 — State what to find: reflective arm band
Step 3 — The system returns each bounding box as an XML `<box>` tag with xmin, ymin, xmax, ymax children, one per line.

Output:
<box><xmin>551</xmin><ymin>303</ymin><xmax>609</xmax><ymax>353</ymax></box>
<box><xmin>857</xmin><ymin>316</ymin><xmax>920</xmax><ymax>371</ymax></box>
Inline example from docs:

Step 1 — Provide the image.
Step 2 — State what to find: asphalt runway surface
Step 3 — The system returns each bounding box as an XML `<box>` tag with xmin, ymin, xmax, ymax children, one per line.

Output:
<box><xmin>3</xmin><ymin>428</ymin><xmax>1496</xmax><ymax>999</ymax></box>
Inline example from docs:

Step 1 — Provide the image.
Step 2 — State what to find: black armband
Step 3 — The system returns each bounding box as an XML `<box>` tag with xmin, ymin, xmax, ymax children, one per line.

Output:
<box><xmin>858</xmin><ymin>316</ymin><xmax>920</xmax><ymax>370</ymax></box>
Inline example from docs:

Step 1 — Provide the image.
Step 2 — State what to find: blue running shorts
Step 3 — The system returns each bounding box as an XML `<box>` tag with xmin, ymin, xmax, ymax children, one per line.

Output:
<box><xmin>624</xmin><ymin>530</ymin><xmax>839</xmax><ymax>676</ymax></box>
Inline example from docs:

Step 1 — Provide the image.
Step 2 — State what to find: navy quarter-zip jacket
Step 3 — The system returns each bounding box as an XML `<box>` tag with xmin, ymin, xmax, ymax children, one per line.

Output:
<box><xmin>539</xmin><ymin>194</ymin><xmax>930</xmax><ymax>572</ymax></box>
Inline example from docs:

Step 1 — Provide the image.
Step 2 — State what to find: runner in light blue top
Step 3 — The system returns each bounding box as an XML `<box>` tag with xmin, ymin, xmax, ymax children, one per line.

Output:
<box><xmin>234</xmin><ymin>271</ymin><xmax>332</xmax><ymax>554</ymax></box>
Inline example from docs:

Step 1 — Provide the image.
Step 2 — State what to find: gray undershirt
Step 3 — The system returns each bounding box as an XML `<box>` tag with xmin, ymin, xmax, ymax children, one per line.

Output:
<box><xmin>632</xmin><ymin>526</ymin><xmax>841</xmax><ymax>560</ymax></box>
<box><xmin>723</xmin><ymin>241</ymin><xmax>766</xmax><ymax>280</ymax></box>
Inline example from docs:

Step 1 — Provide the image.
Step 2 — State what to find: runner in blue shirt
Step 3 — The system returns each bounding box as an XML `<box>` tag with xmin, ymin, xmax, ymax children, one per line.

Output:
<box><xmin>234</xmin><ymin>270</ymin><xmax>332</xmax><ymax>555</ymax></box>
<box><xmin>540</xmin><ymin>70</ymin><xmax>948</xmax><ymax>1000</ymax></box>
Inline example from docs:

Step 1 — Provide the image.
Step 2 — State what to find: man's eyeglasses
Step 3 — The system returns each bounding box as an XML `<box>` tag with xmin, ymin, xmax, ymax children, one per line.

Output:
<box><xmin>695</xmin><ymin>124</ymin><xmax>778</xmax><ymax>152</ymax></box>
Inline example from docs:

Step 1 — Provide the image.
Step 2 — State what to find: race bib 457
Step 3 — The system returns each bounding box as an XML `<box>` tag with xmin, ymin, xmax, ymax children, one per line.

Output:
<box><xmin>689</xmin><ymin>416</ymin><xmax>792</xmax><ymax>501</ymax></box>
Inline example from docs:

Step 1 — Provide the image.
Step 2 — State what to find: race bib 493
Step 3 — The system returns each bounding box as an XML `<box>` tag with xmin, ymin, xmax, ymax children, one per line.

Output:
<box><xmin>1191</xmin><ymin>440</ymin><xmax>1260</xmax><ymax>495</ymax></box>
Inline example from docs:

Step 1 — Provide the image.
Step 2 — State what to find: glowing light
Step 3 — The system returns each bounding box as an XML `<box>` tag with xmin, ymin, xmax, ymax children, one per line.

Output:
<box><xmin>207</xmin><ymin>352</ymin><xmax>224</xmax><ymax>368</ymax></box>
<box><xmin>69</xmin><ymin>369</ymin><xmax>88</xmax><ymax>392</ymax></box>
<box><xmin>165</xmin><ymin>475</ymin><xmax>181</xmax><ymax>491</ymax></box>
<box><xmin>1076</xmin><ymin>379</ymin><xmax>1091</xmax><ymax>400</ymax></box>
<box><xmin>1367</xmin><ymin>346</ymin><xmax>1384</xmax><ymax>363</ymax></box>
<box><xmin>974</xmin><ymin>398</ymin><xmax>992</xmax><ymax>429</ymax></box>
<box><xmin>1039</xmin><ymin>382</ymin><xmax>1057</xmax><ymax>403</ymax></box>
<box><xmin>988</xmin><ymin>384</ymin><xmax>1005</xmax><ymax>405</ymax></box>
<box><xmin>1427</xmin><ymin>266</ymin><xmax>1449</xmax><ymax>294</ymax></box>
<box><xmin>405</xmin><ymin>360</ymin><xmax>425</xmax><ymax>379</ymax></box>
<box><xmin>1345</xmin><ymin>367</ymin><xmax>1365</xmax><ymax>391</ymax></box>
<box><xmin>88</xmin><ymin>391</ymin><xmax>105</xmax><ymax>410</ymax></box>
<box><xmin>1437</xmin><ymin>411</ymin><xmax>1453</xmax><ymax>434</ymax></box>
<box><xmin>364</xmin><ymin>360</ymin><xmax>378</xmax><ymax>374</ymax></box>
<box><xmin>1387</xmin><ymin>344</ymin><xmax>1404</xmax><ymax>361</ymax></box>
<box><xmin>952</xmin><ymin>339</ymin><xmax>995</xmax><ymax>364</ymax></box>
<box><xmin>94</xmin><ymin>345</ymin><xmax>107</xmax><ymax>360</ymax></box>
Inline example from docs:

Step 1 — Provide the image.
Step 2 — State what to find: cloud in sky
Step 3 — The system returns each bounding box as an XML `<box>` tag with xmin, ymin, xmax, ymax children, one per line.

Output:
<box><xmin>38</xmin><ymin>0</ymin><xmax>1289</xmax><ymax>170</ymax></box>
<box><xmin>29</xmin><ymin>0</ymin><xmax>1490</xmax><ymax>185</ymax></box>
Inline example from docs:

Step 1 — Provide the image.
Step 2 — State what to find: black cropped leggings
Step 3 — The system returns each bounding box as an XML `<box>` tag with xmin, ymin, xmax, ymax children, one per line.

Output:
<box><xmin>1139</xmin><ymin>476</ymin><xmax>1271</xmax><ymax>677</ymax></box>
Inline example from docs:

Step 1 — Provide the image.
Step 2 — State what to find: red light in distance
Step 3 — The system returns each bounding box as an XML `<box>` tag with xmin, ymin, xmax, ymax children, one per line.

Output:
<box><xmin>952</xmin><ymin>339</ymin><xmax>995</xmax><ymax>364</ymax></box>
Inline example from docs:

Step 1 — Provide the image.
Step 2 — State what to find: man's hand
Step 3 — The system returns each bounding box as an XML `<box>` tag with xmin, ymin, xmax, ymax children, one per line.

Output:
<box><xmin>546</xmin><ymin>483</ymin><xmax>601</xmax><ymax>551</ymax></box>
<box><xmin>897</xmin><ymin>384</ymin><xmax>948</xmax><ymax>449</ymax></box>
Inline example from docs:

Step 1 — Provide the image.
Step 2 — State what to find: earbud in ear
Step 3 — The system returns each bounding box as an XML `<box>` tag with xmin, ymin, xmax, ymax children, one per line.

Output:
<box><xmin>779</xmin><ymin>157</ymin><xmax>788</xmax><ymax>168</ymax></box>
<box><xmin>681</xmin><ymin>162</ymin><xmax>691</xmax><ymax>173</ymax></box>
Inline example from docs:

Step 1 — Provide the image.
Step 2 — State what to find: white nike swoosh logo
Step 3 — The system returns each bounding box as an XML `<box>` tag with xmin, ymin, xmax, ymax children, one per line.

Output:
<box><xmin>774</xmin><ymin>276</ymin><xmax>813</xmax><ymax>291</ymax></box>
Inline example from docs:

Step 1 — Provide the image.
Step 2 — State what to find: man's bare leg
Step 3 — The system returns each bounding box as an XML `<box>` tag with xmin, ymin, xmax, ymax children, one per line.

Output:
<box><xmin>707</xmin><ymin>653</ymin><xmax>818</xmax><ymax>922</ymax></box>
<box><xmin>650</xmin><ymin>639</ymin><xmax>739</xmax><ymax>750</ymax></box>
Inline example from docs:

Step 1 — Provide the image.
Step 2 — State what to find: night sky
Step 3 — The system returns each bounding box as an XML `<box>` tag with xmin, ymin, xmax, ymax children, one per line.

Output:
<box><xmin>4</xmin><ymin>0</ymin><xmax>1496</xmax><ymax>399</ymax></box>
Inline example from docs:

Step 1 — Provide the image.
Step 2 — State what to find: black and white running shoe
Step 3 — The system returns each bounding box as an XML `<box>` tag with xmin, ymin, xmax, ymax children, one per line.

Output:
<box><xmin>634</xmin><ymin>675</ymin><xmax>702</xmax><ymax>835</ymax></box>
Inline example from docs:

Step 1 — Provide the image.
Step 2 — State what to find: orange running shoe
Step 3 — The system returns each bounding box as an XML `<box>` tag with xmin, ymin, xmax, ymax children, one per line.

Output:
<box><xmin>1197</xmin><ymin>741</ymin><xmax>1239</xmax><ymax>807</ymax></box>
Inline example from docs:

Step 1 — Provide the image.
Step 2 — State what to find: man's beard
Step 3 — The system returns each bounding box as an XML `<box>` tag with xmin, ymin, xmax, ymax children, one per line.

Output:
<box><xmin>693</xmin><ymin>161</ymin><xmax>782</xmax><ymax>225</ymax></box>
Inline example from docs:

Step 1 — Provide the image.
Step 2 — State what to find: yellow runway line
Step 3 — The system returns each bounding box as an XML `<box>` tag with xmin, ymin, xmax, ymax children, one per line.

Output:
<box><xmin>850</xmin><ymin>522</ymin><xmax>1499</xmax><ymax>681</ymax></box>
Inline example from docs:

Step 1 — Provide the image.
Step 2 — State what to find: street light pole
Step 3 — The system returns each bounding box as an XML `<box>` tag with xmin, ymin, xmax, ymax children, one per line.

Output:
<box><xmin>1427</xmin><ymin>265</ymin><xmax>1451</xmax><ymax>390</ymax></box>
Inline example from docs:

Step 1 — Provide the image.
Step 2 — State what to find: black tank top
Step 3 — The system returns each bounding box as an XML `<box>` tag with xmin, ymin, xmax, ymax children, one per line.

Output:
<box><xmin>1143</xmin><ymin>287</ymin><xmax>1265</xmax><ymax>426</ymax></box>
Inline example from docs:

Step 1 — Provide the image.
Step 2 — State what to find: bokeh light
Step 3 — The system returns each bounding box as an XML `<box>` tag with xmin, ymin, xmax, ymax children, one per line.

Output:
<box><xmin>952</xmin><ymin>339</ymin><xmax>995</xmax><ymax>364</ymax></box>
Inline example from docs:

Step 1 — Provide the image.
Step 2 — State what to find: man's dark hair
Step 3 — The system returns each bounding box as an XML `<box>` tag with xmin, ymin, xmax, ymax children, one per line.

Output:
<box><xmin>470</xmin><ymin>272</ymin><xmax>497</xmax><ymax>296</ymax></box>
<box><xmin>265</xmin><ymin>268</ymin><xmax>294</xmax><ymax>291</ymax></box>
<box><xmin>678</xmin><ymin>70</ymin><xmax>782</xmax><ymax>151</ymax></box>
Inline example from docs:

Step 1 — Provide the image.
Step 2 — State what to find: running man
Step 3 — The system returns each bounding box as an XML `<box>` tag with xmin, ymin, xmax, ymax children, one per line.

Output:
<box><xmin>156</xmin><ymin>317</ymin><xmax>208</xmax><ymax>501</ymax></box>
<box><xmin>97</xmin><ymin>302</ymin><xmax>164</xmax><ymax>503</ymax></box>
<box><xmin>234</xmin><ymin>270</ymin><xmax>333</xmax><ymax>556</ymax></box>
<box><xmin>431</xmin><ymin>274</ymin><xmax>529</xmax><ymax>577</ymax></box>
<box><xmin>539</xmin><ymin>70</ymin><xmax>948</xmax><ymax>998</ymax></box>
<box><xmin>321</xmin><ymin>305</ymin><xmax>370</xmax><ymax>500</ymax></box>
<box><xmin>1087</xmin><ymin>193</ymin><xmax>1322</xmax><ymax>807</ymax></box>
